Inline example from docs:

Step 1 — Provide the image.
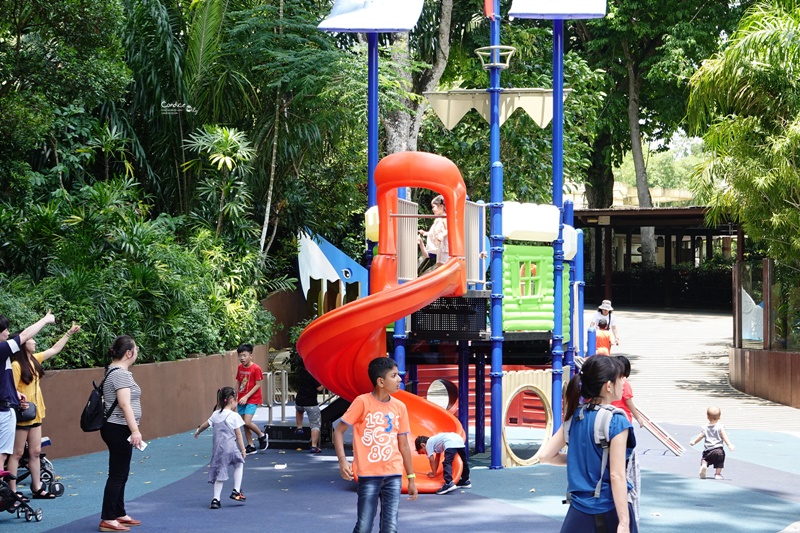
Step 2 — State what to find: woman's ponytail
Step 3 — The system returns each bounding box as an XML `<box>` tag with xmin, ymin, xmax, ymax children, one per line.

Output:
<box><xmin>564</xmin><ymin>356</ymin><xmax>623</xmax><ymax>421</ymax></box>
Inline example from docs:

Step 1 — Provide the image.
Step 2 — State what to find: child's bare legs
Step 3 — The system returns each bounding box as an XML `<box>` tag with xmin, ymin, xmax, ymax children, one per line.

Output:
<box><xmin>296</xmin><ymin>410</ymin><xmax>304</xmax><ymax>433</ymax></box>
<box><xmin>241</xmin><ymin>413</ymin><xmax>263</xmax><ymax>447</ymax></box>
<box><xmin>714</xmin><ymin>467</ymin><xmax>724</xmax><ymax>479</ymax></box>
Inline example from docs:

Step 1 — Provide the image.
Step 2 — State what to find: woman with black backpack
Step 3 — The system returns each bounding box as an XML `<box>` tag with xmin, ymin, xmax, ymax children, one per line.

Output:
<box><xmin>98</xmin><ymin>335</ymin><xmax>144</xmax><ymax>533</ymax></box>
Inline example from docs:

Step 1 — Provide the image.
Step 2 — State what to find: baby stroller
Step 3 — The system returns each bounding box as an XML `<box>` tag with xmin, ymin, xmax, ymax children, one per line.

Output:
<box><xmin>14</xmin><ymin>437</ymin><xmax>64</xmax><ymax>497</ymax></box>
<box><xmin>1</xmin><ymin>470</ymin><xmax>43</xmax><ymax>522</ymax></box>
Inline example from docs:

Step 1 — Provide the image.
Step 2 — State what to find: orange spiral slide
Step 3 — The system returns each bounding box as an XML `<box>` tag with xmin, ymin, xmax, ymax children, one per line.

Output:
<box><xmin>296</xmin><ymin>152</ymin><xmax>468</xmax><ymax>493</ymax></box>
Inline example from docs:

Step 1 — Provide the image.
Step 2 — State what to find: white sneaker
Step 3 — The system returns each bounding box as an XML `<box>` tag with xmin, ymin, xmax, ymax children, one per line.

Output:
<box><xmin>699</xmin><ymin>464</ymin><xmax>707</xmax><ymax>479</ymax></box>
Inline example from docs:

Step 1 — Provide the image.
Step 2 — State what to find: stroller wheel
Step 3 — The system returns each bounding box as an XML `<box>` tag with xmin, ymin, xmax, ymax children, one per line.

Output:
<box><xmin>25</xmin><ymin>508</ymin><xmax>33</xmax><ymax>521</ymax></box>
<box><xmin>49</xmin><ymin>482</ymin><xmax>65</xmax><ymax>497</ymax></box>
<box><xmin>35</xmin><ymin>508</ymin><xmax>43</xmax><ymax>521</ymax></box>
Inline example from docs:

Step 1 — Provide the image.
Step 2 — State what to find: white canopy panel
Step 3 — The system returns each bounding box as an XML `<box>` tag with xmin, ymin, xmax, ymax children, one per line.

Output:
<box><xmin>424</xmin><ymin>88</ymin><xmax>570</xmax><ymax>130</ymax></box>
<box><xmin>508</xmin><ymin>0</ymin><xmax>607</xmax><ymax>19</ymax></box>
<box><xmin>319</xmin><ymin>0</ymin><xmax>424</xmax><ymax>33</ymax></box>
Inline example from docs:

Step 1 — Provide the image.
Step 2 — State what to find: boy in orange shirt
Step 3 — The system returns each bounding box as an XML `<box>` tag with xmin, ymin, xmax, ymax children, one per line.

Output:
<box><xmin>595</xmin><ymin>318</ymin><xmax>613</xmax><ymax>356</ymax></box>
<box><xmin>333</xmin><ymin>357</ymin><xmax>418</xmax><ymax>533</ymax></box>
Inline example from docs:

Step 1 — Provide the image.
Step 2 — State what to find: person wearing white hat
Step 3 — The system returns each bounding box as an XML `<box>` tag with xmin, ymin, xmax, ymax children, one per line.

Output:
<box><xmin>589</xmin><ymin>300</ymin><xmax>620</xmax><ymax>346</ymax></box>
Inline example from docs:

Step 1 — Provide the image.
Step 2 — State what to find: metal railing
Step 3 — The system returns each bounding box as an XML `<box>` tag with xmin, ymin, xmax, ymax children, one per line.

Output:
<box><xmin>395</xmin><ymin>198</ymin><xmax>487</xmax><ymax>287</ymax></box>
<box><xmin>262</xmin><ymin>370</ymin><xmax>289</xmax><ymax>424</ymax></box>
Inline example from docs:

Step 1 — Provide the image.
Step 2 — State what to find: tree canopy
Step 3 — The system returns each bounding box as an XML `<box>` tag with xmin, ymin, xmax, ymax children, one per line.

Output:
<box><xmin>688</xmin><ymin>0</ymin><xmax>800</xmax><ymax>266</ymax></box>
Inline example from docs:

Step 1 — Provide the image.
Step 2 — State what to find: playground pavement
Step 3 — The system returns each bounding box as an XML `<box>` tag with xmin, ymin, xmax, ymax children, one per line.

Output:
<box><xmin>3</xmin><ymin>309</ymin><xmax>800</xmax><ymax>532</ymax></box>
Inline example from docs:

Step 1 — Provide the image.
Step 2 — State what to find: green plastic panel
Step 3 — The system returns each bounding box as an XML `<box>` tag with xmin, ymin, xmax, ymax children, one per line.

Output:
<box><xmin>502</xmin><ymin>244</ymin><xmax>570</xmax><ymax>341</ymax></box>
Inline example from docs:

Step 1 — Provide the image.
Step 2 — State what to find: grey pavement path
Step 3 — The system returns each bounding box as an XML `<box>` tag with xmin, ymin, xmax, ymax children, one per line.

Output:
<box><xmin>594</xmin><ymin>308</ymin><xmax>800</xmax><ymax>432</ymax></box>
<box><xmin>3</xmin><ymin>308</ymin><xmax>800</xmax><ymax>532</ymax></box>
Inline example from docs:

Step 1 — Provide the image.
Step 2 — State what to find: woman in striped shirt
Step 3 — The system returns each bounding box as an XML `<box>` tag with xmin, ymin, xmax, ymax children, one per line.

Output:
<box><xmin>99</xmin><ymin>335</ymin><xmax>144</xmax><ymax>533</ymax></box>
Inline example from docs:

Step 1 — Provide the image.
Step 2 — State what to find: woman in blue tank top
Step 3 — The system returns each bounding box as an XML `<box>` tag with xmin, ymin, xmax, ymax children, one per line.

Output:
<box><xmin>532</xmin><ymin>356</ymin><xmax>636</xmax><ymax>533</ymax></box>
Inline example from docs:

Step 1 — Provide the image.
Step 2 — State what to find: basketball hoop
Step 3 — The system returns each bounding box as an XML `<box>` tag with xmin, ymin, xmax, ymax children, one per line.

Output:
<box><xmin>475</xmin><ymin>45</ymin><xmax>516</xmax><ymax>70</ymax></box>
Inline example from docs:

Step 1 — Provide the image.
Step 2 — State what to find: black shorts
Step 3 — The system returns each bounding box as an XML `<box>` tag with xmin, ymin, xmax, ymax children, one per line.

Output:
<box><xmin>702</xmin><ymin>447</ymin><xmax>725</xmax><ymax>468</ymax></box>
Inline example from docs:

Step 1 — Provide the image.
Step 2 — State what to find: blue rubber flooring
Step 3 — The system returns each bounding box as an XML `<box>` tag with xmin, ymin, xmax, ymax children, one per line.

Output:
<box><xmin>4</xmin><ymin>417</ymin><xmax>800</xmax><ymax>532</ymax></box>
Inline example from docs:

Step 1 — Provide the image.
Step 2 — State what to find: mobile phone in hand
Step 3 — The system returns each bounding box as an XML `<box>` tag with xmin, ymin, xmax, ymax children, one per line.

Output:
<box><xmin>127</xmin><ymin>436</ymin><xmax>148</xmax><ymax>451</ymax></box>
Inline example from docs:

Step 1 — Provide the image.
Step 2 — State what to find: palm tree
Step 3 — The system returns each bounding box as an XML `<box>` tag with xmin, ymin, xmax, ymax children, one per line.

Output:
<box><xmin>184</xmin><ymin>125</ymin><xmax>255</xmax><ymax>238</ymax></box>
<box><xmin>688</xmin><ymin>0</ymin><xmax>800</xmax><ymax>264</ymax></box>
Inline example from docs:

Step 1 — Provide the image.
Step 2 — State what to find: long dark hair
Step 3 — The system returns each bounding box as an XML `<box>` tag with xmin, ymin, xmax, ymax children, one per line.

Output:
<box><xmin>108</xmin><ymin>335</ymin><xmax>136</xmax><ymax>361</ymax></box>
<box><xmin>10</xmin><ymin>330</ymin><xmax>44</xmax><ymax>385</ymax></box>
<box><xmin>564</xmin><ymin>356</ymin><xmax>623</xmax><ymax>421</ymax></box>
<box><xmin>216</xmin><ymin>386</ymin><xmax>237</xmax><ymax>412</ymax></box>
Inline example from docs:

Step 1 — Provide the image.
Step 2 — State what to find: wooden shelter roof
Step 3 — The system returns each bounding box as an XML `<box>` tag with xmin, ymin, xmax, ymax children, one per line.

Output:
<box><xmin>573</xmin><ymin>206</ymin><xmax>736</xmax><ymax>233</ymax></box>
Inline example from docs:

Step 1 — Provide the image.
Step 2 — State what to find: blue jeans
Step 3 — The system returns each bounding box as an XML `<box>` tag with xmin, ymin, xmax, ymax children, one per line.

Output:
<box><xmin>442</xmin><ymin>448</ymin><xmax>470</xmax><ymax>484</ymax></box>
<box><xmin>354</xmin><ymin>475</ymin><xmax>401</xmax><ymax>533</ymax></box>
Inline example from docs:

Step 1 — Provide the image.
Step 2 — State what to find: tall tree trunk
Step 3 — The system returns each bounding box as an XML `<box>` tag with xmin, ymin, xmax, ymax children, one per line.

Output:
<box><xmin>383</xmin><ymin>0</ymin><xmax>453</xmax><ymax>154</ymax></box>
<box><xmin>260</xmin><ymin>0</ymin><xmax>283</xmax><ymax>255</ymax></box>
<box><xmin>585</xmin><ymin>129</ymin><xmax>615</xmax><ymax>208</ymax></box>
<box><xmin>260</xmin><ymin>93</ymin><xmax>280</xmax><ymax>254</ymax></box>
<box><xmin>623</xmin><ymin>41</ymin><xmax>656</xmax><ymax>267</ymax></box>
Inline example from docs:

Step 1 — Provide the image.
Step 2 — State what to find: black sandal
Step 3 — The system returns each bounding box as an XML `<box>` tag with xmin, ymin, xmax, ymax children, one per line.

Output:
<box><xmin>31</xmin><ymin>487</ymin><xmax>56</xmax><ymax>499</ymax></box>
<box><xmin>15</xmin><ymin>491</ymin><xmax>30</xmax><ymax>502</ymax></box>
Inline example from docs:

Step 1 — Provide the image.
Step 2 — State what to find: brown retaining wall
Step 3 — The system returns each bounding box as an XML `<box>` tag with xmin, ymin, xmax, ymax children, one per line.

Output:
<box><xmin>262</xmin><ymin>288</ymin><xmax>307</xmax><ymax>350</ymax></box>
<box><xmin>729</xmin><ymin>347</ymin><xmax>800</xmax><ymax>408</ymax></box>
<box><xmin>38</xmin><ymin>344</ymin><xmax>268</xmax><ymax>460</ymax></box>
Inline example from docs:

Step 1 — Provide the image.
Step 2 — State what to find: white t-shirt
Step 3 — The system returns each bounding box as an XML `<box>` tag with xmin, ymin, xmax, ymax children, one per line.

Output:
<box><xmin>425</xmin><ymin>432</ymin><xmax>465</xmax><ymax>456</ymax></box>
<box><xmin>208</xmin><ymin>409</ymin><xmax>245</xmax><ymax>430</ymax></box>
<box><xmin>424</xmin><ymin>218</ymin><xmax>449</xmax><ymax>263</ymax></box>
<box><xmin>590</xmin><ymin>310</ymin><xmax>617</xmax><ymax>329</ymax></box>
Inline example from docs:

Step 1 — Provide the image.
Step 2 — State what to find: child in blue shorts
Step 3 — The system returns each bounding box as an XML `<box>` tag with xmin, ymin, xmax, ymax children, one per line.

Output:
<box><xmin>234</xmin><ymin>344</ymin><xmax>267</xmax><ymax>454</ymax></box>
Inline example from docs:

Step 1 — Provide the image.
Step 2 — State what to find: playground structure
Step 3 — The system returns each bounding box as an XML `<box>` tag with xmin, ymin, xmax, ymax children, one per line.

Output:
<box><xmin>297</xmin><ymin>152</ymin><xmax>468</xmax><ymax>493</ymax></box>
<box><xmin>294</xmin><ymin>0</ymin><xmax>611</xmax><ymax>488</ymax></box>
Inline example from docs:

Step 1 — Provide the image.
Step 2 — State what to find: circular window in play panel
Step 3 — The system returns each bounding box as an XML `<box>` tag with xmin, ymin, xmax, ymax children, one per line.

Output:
<box><xmin>502</xmin><ymin>386</ymin><xmax>552</xmax><ymax>465</ymax></box>
<box><xmin>425</xmin><ymin>379</ymin><xmax>458</xmax><ymax>412</ymax></box>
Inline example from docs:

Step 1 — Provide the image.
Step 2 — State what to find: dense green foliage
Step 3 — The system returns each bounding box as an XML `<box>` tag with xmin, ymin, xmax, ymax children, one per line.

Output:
<box><xmin>688</xmin><ymin>0</ymin><xmax>800</xmax><ymax>267</ymax></box>
<box><xmin>0</xmin><ymin>179</ymin><xmax>274</xmax><ymax>367</ymax></box>
<box><xmin>614</xmin><ymin>135</ymin><xmax>705</xmax><ymax>193</ymax></box>
<box><xmin>419</xmin><ymin>24</ymin><xmax>606</xmax><ymax>203</ymax></box>
<box><xmin>569</xmin><ymin>0</ymin><xmax>752</xmax><ymax>207</ymax></box>
<box><xmin>6</xmin><ymin>0</ymin><xmax>800</xmax><ymax>364</ymax></box>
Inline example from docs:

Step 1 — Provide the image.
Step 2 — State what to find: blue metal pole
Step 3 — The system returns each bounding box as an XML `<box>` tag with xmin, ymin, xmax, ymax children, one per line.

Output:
<box><xmin>576</xmin><ymin>229</ymin><xmax>586</xmax><ymax>357</ymax></box>
<box><xmin>475</xmin><ymin>351</ymin><xmax>486</xmax><ymax>454</ymax></box>
<box><xmin>393</xmin><ymin>185</ymin><xmax>408</xmax><ymax>388</ymax></box>
<box><xmin>365</xmin><ymin>33</ymin><xmax>379</xmax><ymax>273</ymax></box>
<box><xmin>458</xmin><ymin>340</ymin><xmax>470</xmax><ymax>452</ymax></box>
<box><xmin>488</xmin><ymin>0</ymin><xmax>505</xmax><ymax>469</ymax></box>
<box><xmin>587</xmin><ymin>328</ymin><xmax>597</xmax><ymax>358</ymax></box>
<box><xmin>367</xmin><ymin>33</ymin><xmax>379</xmax><ymax>208</ymax></box>
<box><xmin>564</xmin><ymin>200</ymin><xmax>575</xmax><ymax>380</ymax></box>
<box><xmin>551</xmin><ymin>19</ymin><xmax>565</xmax><ymax>433</ymax></box>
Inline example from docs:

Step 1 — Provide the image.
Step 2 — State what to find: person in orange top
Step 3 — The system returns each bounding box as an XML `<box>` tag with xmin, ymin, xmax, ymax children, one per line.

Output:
<box><xmin>611</xmin><ymin>356</ymin><xmax>644</xmax><ymax>428</ymax></box>
<box><xmin>333</xmin><ymin>357</ymin><xmax>418</xmax><ymax>533</ymax></box>
<box><xmin>595</xmin><ymin>318</ymin><xmax>613</xmax><ymax>356</ymax></box>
